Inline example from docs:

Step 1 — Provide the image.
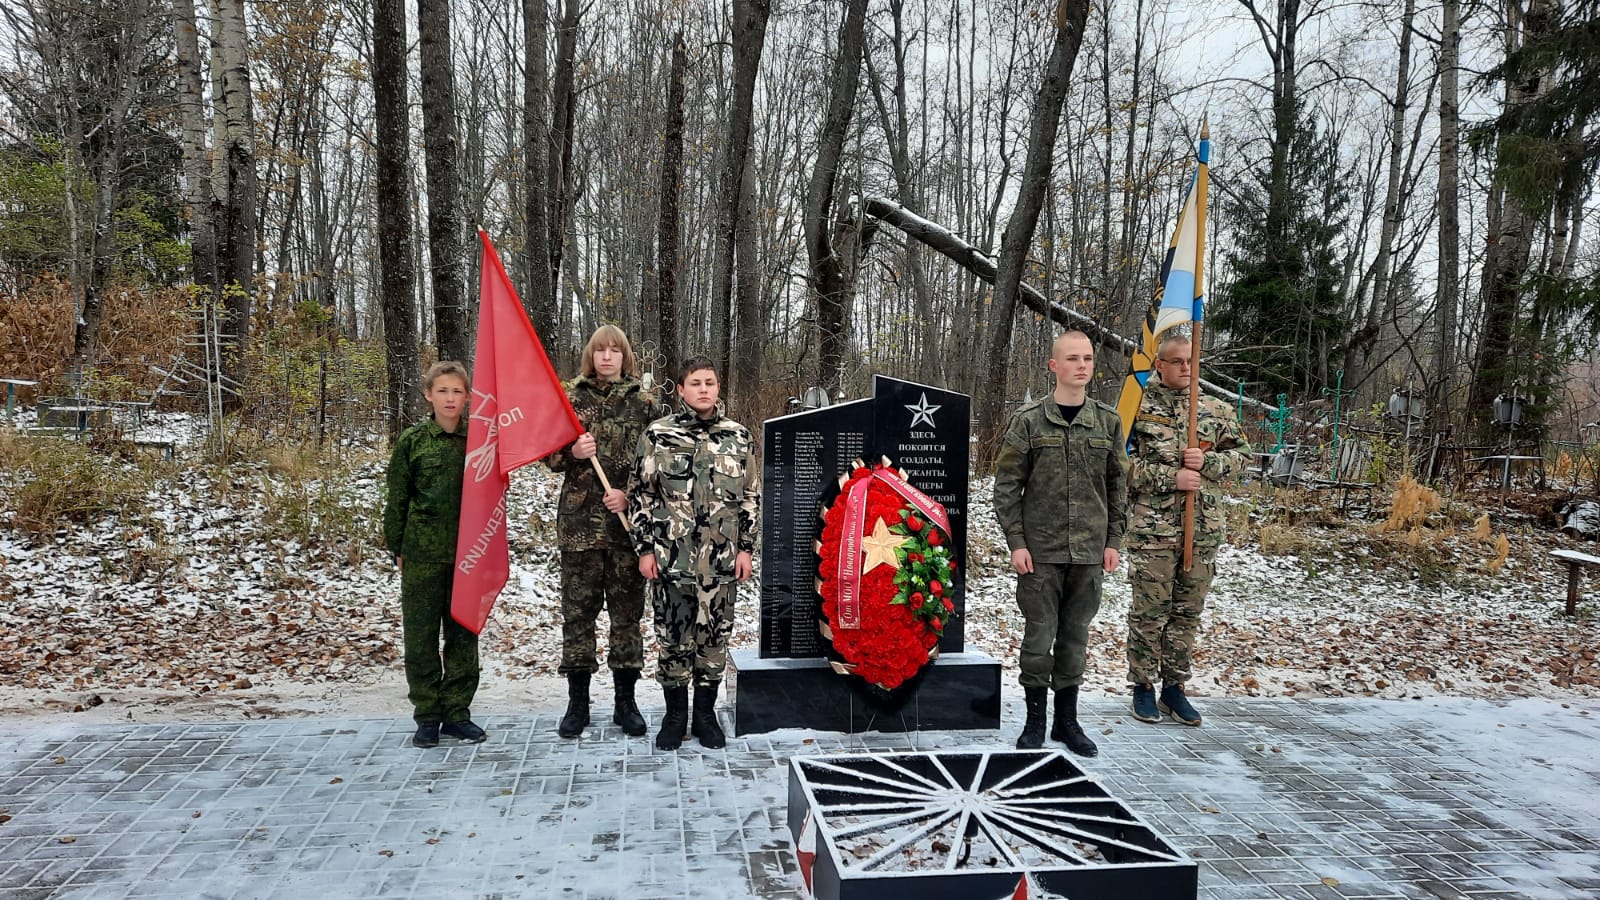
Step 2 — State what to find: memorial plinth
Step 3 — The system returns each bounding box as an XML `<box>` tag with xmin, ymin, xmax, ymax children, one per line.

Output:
<box><xmin>788</xmin><ymin>750</ymin><xmax>1198</xmax><ymax>900</ymax></box>
<box><xmin>735</xmin><ymin>376</ymin><xmax>1000</xmax><ymax>735</ymax></box>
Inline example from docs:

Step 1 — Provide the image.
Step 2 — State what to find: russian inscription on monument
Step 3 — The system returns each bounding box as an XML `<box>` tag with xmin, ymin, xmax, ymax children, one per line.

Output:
<box><xmin>760</xmin><ymin>376</ymin><xmax>971</xmax><ymax>658</ymax></box>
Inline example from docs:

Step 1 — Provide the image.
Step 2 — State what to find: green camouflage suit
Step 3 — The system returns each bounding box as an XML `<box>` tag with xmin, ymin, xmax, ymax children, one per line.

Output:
<box><xmin>993</xmin><ymin>399</ymin><xmax>1128</xmax><ymax>691</ymax></box>
<box><xmin>383</xmin><ymin>416</ymin><xmax>479</xmax><ymax>726</ymax></box>
<box><xmin>628</xmin><ymin>406</ymin><xmax>760</xmax><ymax>689</ymax></box>
<box><xmin>1125</xmin><ymin>382</ymin><xmax>1251</xmax><ymax>687</ymax></box>
<box><xmin>544</xmin><ymin>375</ymin><xmax>667</xmax><ymax>675</ymax></box>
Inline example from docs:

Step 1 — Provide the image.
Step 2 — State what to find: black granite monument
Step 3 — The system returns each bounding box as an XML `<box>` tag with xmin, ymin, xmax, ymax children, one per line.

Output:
<box><xmin>732</xmin><ymin>375</ymin><xmax>1001</xmax><ymax>735</ymax></box>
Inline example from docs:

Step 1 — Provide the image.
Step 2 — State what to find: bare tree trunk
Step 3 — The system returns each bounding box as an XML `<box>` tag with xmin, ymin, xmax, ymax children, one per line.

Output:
<box><xmin>734</xmin><ymin>152</ymin><xmax>762</xmax><ymax>409</ymax></box>
<box><xmin>865</xmin><ymin>0</ymin><xmax>937</xmax><ymax>382</ymax></box>
<box><xmin>523</xmin><ymin>0</ymin><xmax>555</xmax><ymax>340</ymax></box>
<box><xmin>656</xmin><ymin>31</ymin><xmax>687</xmax><ymax>383</ymax></box>
<box><xmin>1469</xmin><ymin>0</ymin><xmax>1552</xmax><ymax>423</ymax></box>
<box><xmin>710</xmin><ymin>0</ymin><xmax>771</xmax><ymax>384</ymax></box>
<box><xmin>418</xmin><ymin>0</ymin><xmax>470</xmax><ymax>364</ymax></box>
<box><xmin>213</xmin><ymin>0</ymin><xmax>257</xmax><ymax>384</ymax></box>
<box><xmin>804</xmin><ymin>0</ymin><xmax>871</xmax><ymax>394</ymax></box>
<box><xmin>172</xmin><ymin>0</ymin><xmax>218</xmax><ymax>301</ymax></box>
<box><xmin>975</xmin><ymin>0</ymin><xmax>1091</xmax><ymax>461</ymax></box>
<box><xmin>374</xmin><ymin>0</ymin><xmax>420</xmax><ymax>437</ymax></box>
<box><xmin>1345</xmin><ymin>0</ymin><xmax>1416</xmax><ymax>392</ymax></box>
<box><xmin>1432</xmin><ymin>0</ymin><xmax>1462</xmax><ymax>424</ymax></box>
<box><xmin>546</xmin><ymin>0</ymin><xmax>580</xmax><ymax>349</ymax></box>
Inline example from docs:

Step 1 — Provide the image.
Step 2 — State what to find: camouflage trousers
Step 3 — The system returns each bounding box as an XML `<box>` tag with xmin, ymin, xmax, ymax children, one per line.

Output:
<box><xmin>400</xmin><ymin>561</ymin><xmax>480</xmax><ymax>725</ymax></box>
<box><xmin>1015</xmin><ymin>562</ymin><xmax>1104</xmax><ymax>690</ymax></box>
<box><xmin>1127</xmin><ymin>546</ymin><xmax>1217</xmax><ymax>686</ymax></box>
<box><xmin>558</xmin><ymin>550</ymin><xmax>647</xmax><ymax>674</ymax></box>
<box><xmin>653</xmin><ymin>576</ymin><xmax>737</xmax><ymax>689</ymax></box>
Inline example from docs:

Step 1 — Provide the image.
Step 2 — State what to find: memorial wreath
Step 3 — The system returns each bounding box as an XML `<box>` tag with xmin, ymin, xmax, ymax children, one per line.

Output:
<box><xmin>816</xmin><ymin>460</ymin><xmax>956</xmax><ymax>690</ymax></box>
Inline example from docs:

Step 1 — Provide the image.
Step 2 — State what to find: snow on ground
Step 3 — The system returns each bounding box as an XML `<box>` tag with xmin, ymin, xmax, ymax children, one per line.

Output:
<box><xmin>1</xmin><ymin>411</ymin><xmax>1597</xmax><ymax>725</ymax></box>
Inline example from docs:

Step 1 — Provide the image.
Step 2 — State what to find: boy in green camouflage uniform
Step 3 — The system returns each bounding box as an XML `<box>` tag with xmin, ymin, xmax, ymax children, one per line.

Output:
<box><xmin>544</xmin><ymin>325</ymin><xmax>667</xmax><ymax>739</ymax></box>
<box><xmin>993</xmin><ymin>331</ymin><xmax>1127</xmax><ymax>758</ymax></box>
<box><xmin>1125</xmin><ymin>334</ymin><xmax>1251</xmax><ymax>727</ymax></box>
<box><xmin>629</xmin><ymin>356</ymin><xmax>760</xmax><ymax>751</ymax></box>
<box><xmin>383</xmin><ymin>361</ymin><xmax>487</xmax><ymax>748</ymax></box>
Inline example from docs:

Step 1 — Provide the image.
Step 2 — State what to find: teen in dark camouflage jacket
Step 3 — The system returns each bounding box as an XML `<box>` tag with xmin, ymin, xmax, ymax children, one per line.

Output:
<box><xmin>1124</xmin><ymin>333</ymin><xmax>1251</xmax><ymax>728</ymax></box>
<box><xmin>629</xmin><ymin>356</ymin><xmax>760</xmax><ymax>751</ymax></box>
<box><xmin>544</xmin><ymin>325</ymin><xmax>667</xmax><ymax>740</ymax></box>
<box><xmin>383</xmin><ymin>361</ymin><xmax>488</xmax><ymax>749</ymax></box>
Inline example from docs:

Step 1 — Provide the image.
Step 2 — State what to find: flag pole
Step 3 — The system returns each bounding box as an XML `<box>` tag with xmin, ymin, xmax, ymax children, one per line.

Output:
<box><xmin>589</xmin><ymin>457</ymin><xmax>630</xmax><ymax>529</ymax></box>
<box><xmin>1181</xmin><ymin>117</ymin><xmax>1210</xmax><ymax>573</ymax></box>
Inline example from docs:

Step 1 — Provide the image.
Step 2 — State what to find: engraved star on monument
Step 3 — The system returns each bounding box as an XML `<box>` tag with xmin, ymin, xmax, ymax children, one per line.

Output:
<box><xmin>906</xmin><ymin>392</ymin><xmax>941</xmax><ymax>430</ymax></box>
<box><xmin>860</xmin><ymin>516</ymin><xmax>908</xmax><ymax>574</ymax></box>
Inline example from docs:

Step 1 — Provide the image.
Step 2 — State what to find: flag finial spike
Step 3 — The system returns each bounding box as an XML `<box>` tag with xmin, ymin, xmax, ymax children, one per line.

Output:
<box><xmin>1200</xmin><ymin>113</ymin><xmax>1210</xmax><ymax>140</ymax></box>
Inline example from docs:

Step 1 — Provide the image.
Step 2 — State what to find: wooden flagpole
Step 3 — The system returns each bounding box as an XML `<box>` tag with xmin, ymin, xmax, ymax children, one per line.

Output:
<box><xmin>1181</xmin><ymin>118</ymin><xmax>1210</xmax><ymax>573</ymax></box>
<box><xmin>590</xmin><ymin>456</ymin><xmax>631</xmax><ymax>529</ymax></box>
<box><xmin>1182</xmin><ymin>324</ymin><xmax>1201</xmax><ymax>572</ymax></box>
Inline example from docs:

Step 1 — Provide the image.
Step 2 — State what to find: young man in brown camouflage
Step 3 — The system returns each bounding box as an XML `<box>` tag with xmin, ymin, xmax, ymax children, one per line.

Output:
<box><xmin>993</xmin><ymin>330</ymin><xmax>1127</xmax><ymax>757</ymax></box>
<box><xmin>1124</xmin><ymin>333</ymin><xmax>1250</xmax><ymax>726</ymax></box>
<box><xmin>545</xmin><ymin>325</ymin><xmax>668</xmax><ymax>739</ymax></box>
<box><xmin>629</xmin><ymin>356</ymin><xmax>760</xmax><ymax>751</ymax></box>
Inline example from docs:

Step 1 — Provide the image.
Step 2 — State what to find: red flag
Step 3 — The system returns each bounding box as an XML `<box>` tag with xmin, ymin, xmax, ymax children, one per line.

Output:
<box><xmin>451</xmin><ymin>230</ymin><xmax>582</xmax><ymax>633</ymax></box>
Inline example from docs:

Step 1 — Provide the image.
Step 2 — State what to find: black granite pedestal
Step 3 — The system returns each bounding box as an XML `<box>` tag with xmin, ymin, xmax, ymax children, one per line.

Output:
<box><xmin>730</xmin><ymin>649</ymin><xmax>1001</xmax><ymax>735</ymax></box>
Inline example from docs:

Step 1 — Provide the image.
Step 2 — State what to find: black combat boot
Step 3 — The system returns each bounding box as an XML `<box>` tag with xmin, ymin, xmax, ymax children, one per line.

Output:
<box><xmin>558</xmin><ymin>671</ymin><xmax>591</xmax><ymax>738</ymax></box>
<box><xmin>612</xmin><ymin>669</ymin><xmax>647</xmax><ymax>737</ymax></box>
<box><xmin>1050</xmin><ymin>686</ymin><xmax>1099</xmax><ymax>757</ymax></box>
<box><xmin>655</xmin><ymin>685</ymin><xmax>690</xmax><ymax>751</ymax></box>
<box><xmin>690</xmin><ymin>682</ymin><xmax>726</xmax><ymax>749</ymax></box>
<box><xmin>1016</xmin><ymin>686</ymin><xmax>1048</xmax><ymax>749</ymax></box>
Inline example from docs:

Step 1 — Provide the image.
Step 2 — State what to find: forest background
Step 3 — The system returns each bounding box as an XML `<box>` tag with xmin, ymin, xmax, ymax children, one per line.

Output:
<box><xmin>0</xmin><ymin>0</ymin><xmax>1598</xmax><ymax>458</ymax></box>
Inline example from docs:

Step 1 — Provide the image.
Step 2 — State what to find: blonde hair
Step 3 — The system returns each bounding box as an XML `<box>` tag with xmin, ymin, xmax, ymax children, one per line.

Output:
<box><xmin>580</xmin><ymin>324</ymin><xmax>639</xmax><ymax>378</ymax></box>
<box><xmin>423</xmin><ymin>360</ymin><xmax>469</xmax><ymax>391</ymax></box>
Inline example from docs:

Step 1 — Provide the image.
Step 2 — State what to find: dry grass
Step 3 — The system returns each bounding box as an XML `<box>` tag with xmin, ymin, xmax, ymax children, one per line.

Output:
<box><xmin>1</xmin><ymin>436</ymin><xmax>146</xmax><ymax>532</ymax></box>
<box><xmin>1377</xmin><ymin>476</ymin><xmax>1441</xmax><ymax>534</ymax></box>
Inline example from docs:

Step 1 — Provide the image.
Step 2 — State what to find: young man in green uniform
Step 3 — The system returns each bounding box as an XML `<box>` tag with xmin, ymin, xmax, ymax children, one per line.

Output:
<box><xmin>544</xmin><ymin>325</ymin><xmax>668</xmax><ymax>739</ymax></box>
<box><xmin>993</xmin><ymin>330</ymin><xmax>1127</xmax><ymax>756</ymax></box>
<box><xmin>629</xmin><ymin>357</ymin><xmax>760</xmax><ymax>751</ymax></box>
<box><xmin>384</xmin><ymin>361</ymin><xmax>487</xmax><ymax>748</ymax></box>
<box><xmin>1125</xmin><ymin>333</ymin><xmax>1250</xmax><ymax>726</ymax></box>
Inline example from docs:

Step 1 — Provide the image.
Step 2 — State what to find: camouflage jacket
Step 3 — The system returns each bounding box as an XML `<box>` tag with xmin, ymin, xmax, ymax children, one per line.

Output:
<box><xmin>1126</xmin><ymin>382</ymin><xmax>1252</xmax><ymax>550</ymax></box>
<box><xmin>383</xmin><ymin>416</ymin><xmax>468</xmax><ymax>568</ymax></box>
<box><xmin>628</xmin><ymin>406</ymin><xmax>761</xmax><ymax>583</ymax></box>
<box><xmin>993</xmin><ymin>397</ymin><xmax>1128</xmax><ymax>565</ymax></box>
<box><xmin>544</xmin><ymin>375</ymin><xmax>667</xmax><ymax>551</ymax></box>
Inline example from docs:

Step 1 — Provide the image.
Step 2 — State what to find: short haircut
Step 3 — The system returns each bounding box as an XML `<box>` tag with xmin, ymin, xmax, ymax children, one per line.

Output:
<box><xmin>679</xmin><ymin>355</ymin><xmax>718</xmax><ymax>382</ymax></box>
<box><xmin>1157</xmin><ymin>333</ymin><xmax>1193</xmax><ymax>357</ymax></box>
<box><xmin>1053</xmin><ymin>329</ymin><xmax>1093</xmax><ymax>354</ymax></box>
<box><xmin>423</xmin><ymin>360</ymin><xmax>469</xmax><ymax>391</ymax></box>
<box><xmin>580</xmin><ymin>324</ymin><xmax>640</xmax><ymax>378</ymax></box>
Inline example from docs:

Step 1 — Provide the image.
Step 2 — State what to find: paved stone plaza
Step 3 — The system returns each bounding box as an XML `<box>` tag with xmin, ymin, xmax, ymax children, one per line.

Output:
<box><xmin>2</xmin><ymin>697</ymin><xmax>1597</xmax><ymax>899</ymax></box>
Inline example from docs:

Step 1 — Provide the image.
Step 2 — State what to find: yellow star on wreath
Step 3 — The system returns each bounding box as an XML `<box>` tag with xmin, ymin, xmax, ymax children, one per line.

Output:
<box><xmin>860</xmin><ymin>516</ymin><xmax>908</xmax><ymax>575</ymax></box>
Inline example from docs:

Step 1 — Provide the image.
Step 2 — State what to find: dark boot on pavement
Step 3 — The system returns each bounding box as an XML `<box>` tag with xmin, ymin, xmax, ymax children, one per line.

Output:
<box><xmin>1158</xmin><ymin>683</ymin><xmax>1202</xmax><ymax>727</ymax></box>
<box><xmin>1016</xmin><ymin>686</ymin><xmax>1048</xmax><ymax>750</ymax></box>
<box><xmin>1130</xmin><ymin>683</ymin><xmax>1160</xmax><ymax>723</ymax></box>
<box><xmin>612</xmin><ymin>669</ymin><xmax>648</xmax><ymax>737</ymax></box>
<box><xmin>656</xmin><ymin>684</ymin><xmax>690</xmax><ymax>751</ymax></box>
<box><xmin>1050</xmin><ymin>686</ymin><xmax>1098</xmax><ymax>758</ymax></box>
<box><xmin>558</xmin><ymin>671</ymin><xmax>591</xmax><ymax>738</ymax></box>
<box><xmin>690</xmin><ymin>682</ymin><xmax>726</xmax><ymax>749</ymax></box>
<box><xmin>412</xmin><ymin>721</ymin><xmax>440</xmax><ymax>748</ymax></box>
<box><xmin>441</xmin><ymin>720</ymin><xmax>488</xmax><ymax>742</ymax></box>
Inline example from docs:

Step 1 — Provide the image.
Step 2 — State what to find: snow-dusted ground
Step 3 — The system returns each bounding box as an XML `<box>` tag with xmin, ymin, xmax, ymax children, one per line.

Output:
<box><xmin>1</xmin><ymin>412</ymin><xmax>1596</xmax><ymax>725</ymax></box>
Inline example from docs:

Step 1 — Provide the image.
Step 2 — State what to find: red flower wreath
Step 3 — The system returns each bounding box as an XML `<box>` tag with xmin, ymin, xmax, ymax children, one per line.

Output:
<box><xmin>816</xmin><ymin>462</ymin><xmax>956</xmax><ymax>690</ymax></box>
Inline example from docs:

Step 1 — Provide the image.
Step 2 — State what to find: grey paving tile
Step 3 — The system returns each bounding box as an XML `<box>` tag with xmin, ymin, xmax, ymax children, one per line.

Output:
<box><xmin>3</xmin><ymin>698</ymin><xmax>1599</xmax><ymax>898</ymax></box>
